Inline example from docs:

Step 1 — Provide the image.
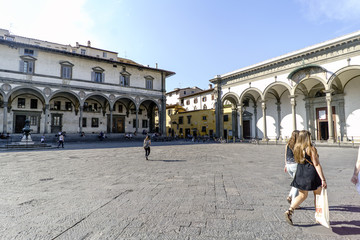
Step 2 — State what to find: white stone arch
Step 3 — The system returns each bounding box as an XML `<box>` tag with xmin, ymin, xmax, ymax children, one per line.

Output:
<box><xmin>239</xmin><ymin>87</ymin><xmax>264</xmax><ymax>103</ymax></box>
<box><xmin>328</xmin><ymin>65</ymin><xmax>360</xmax><ymax>92</ymax></box>
<box><xmin>221</xmin><ymin>92</ymin><xmax>240</xmax><ymax>106</ymax></box>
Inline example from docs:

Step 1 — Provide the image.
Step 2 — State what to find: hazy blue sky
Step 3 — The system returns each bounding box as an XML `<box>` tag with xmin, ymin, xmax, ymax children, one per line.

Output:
<box><xmin>1</xmin><ymin>0</ymin><xmax>360</xmax><ymax>91</ymax></box>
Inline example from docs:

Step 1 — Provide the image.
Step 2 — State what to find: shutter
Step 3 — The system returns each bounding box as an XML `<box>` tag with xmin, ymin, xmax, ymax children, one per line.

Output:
<box><xmin>19</xmin><ymin>60</ymin><xmax>24</xmax><ymax>72</ymax></box>
<box><xmin>102</xmin><ymin>73</ymin><xmax>105</xmax><ymax>83</ymax></box>
<box><xmin>28</xmin><ymin>61</ymin><xmax>34</xmax><ymax>73</ymax></box>
<box><xmin>91</xmin><ymin>71</ymin><xmax>95</xmax><ymax>82</ymax></box>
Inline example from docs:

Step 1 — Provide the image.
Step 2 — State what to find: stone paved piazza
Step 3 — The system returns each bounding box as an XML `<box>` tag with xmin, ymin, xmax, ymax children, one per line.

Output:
<box><xmin>0</xmin><ymin>142</ymin><xmax>359</xmax><ymax>239</ymax></box>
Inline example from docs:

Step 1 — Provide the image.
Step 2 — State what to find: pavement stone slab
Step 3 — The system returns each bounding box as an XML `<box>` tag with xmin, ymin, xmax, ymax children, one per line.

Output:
<box><xmin>0</xmin><ymin>141</ymin><xmax>359</xmax><ymax>239</ymax></box>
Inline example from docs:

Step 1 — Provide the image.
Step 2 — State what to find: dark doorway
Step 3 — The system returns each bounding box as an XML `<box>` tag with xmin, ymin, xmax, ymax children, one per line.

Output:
<box><xmin>223</xmin><ymin>129</ymin><xmax>227</xmax><ymax>139</ymax></box>
<box><xmin>319</xmin><ymin>122</ymin><xmax>329</xmax><ymax>140</ymax></box>
<box><xmin>15</xmin><ymin>115</ymin><xmax>26</xmax><ymax>133</ymax></box>
<box><xmin>316</xmin><ymin>107</ymin><xmax>336</xmax><ymax>141</ymax></box>
<box><xmin>243</xmin><ymin>120</ymin><xmax>251</xmax><ymax>139</ymax></box>
<box><xmin>109</xmin><ymin>116</ymin><xmax>125</xmax><ymax>133</ymax></box>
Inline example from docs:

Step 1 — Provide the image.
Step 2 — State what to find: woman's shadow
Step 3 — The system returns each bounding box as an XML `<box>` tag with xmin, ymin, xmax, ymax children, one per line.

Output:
<box><xmin>329</xmin><ymin>205</ymin><xmax>360</xmax><ymax>235</ymax></box>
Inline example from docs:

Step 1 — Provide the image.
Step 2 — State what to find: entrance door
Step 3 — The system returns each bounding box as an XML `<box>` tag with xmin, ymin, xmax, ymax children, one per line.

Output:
<box><xmin>243</xmin><ymin>120</ymin><xmax>251</xmax><ymax>139</ymax></box>
<box><xmin>223</xmin><ymin>129</ymin><xmax>227</xmax><ymax>139</ymax></box>
<box><xmin>15</xmin><ymin>115</ymin><xmax>26</xmax><ymax>133</ymax></box>
<box><xmin>51</xmin><ymin>114</ymin><xmax>62</xmax><ymax>133</ymax></box>
<box><xmin>114</xmin><ymin>117</ymin><xmax>125</xmax><ymax>133</ymax></box>
<box><xmin>316</xmin><ymin>107</ymin><xmax>336</xmax><ymax>140</ymax></box>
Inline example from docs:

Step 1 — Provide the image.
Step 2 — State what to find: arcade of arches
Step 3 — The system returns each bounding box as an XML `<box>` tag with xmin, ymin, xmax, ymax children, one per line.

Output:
<box><xmin>0</xmin><ymin>87</ymin><xmax>161</xmax><ymax>135</ymax></box>
<box><xmin>215</xmin><ymin>65</ymin><xmax>360</xmax><ymax>142</ymax></box>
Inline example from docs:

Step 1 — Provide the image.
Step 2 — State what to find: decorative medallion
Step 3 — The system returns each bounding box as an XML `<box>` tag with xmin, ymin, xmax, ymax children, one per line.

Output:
<box><xmin>109</xmin><ymin>94</ymin><xmax>115</xmax><ymax>101</ymax></box>
<box><xmin>43</xmin><ymin>87</ymin><xmax>51</xmax><ymax>96</ymax></box>
<box><xmin>135</xmin><ymin>96</ymin><xmax>140</xmax><ymax>104</ymax></box>
<box><xmin>79</xmin><ymin>90</ymin><xmax>85</xmax><ymax>99</ymax></box>
<box><xmin>1</xmin><ymin>83</ymin><xmax>11</xmax><ymax>92</ymax></box>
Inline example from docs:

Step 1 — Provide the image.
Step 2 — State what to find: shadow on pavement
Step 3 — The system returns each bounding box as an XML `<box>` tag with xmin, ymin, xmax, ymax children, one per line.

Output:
<box><xmin>147</xmin><ymin>159</ymin><xmax>186</xmax><ymax>162</ymax></box>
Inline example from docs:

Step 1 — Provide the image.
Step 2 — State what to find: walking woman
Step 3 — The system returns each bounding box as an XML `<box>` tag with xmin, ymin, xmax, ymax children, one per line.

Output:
<box><xmin>143</xmin><ymin>135</ymin><xmax>151</xmax><ymax>160</ymax></box>
<box><xmin>284</xmin><ymin>130</ymin><xmax>300</xmax><ymax>204</ymax></box>
<box><xmin>285</xmin><ymin>130</ymin><xmax>327</xmax><ymax>225</ymax></box>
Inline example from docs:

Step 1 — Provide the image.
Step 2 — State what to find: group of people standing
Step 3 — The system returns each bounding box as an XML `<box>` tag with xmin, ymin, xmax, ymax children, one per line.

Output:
<box><xmin>283</xmin><ymin>130</ymin><xmax>327</xmax><ymax>225</ymax></box>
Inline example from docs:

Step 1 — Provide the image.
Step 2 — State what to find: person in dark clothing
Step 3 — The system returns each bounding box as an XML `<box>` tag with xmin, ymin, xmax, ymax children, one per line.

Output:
<box><xmin>143</xmin><ymin>135</ymin><xmax>151</xmax><ymax>160</ymax></box>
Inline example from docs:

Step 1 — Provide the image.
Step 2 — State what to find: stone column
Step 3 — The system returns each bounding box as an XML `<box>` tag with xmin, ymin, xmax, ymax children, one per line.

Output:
<box><xmin>44</xmin><ymin>104</ymin><xmax>49</xmax><ymax>134</ymax></box>
<box><xmin>338</xmin><ymin>99</ymin><xmax>346</xmax><ymax>141</ymax></box>
<box><xmin>135</xmin><ymin>106</ymin><xmax>139</xmax><ymax>134</ymax></box>
<box><xmin>79</xmin><ymin>106</ymin><xmax>83</xmax><ymax>133</ymax></box>
<box><xmin>3</xmin><ymin>101</ymin><xmax>7</xmax><ymax>134</ymax></box>
<box><xmin>261</xmin><ymin>101</ymin><xmax>268</xmax><ymax>140</ymax></box>
<box><xmin>232</xmin><ymin>106</ymin><xmax>237</xmax><ymax>138</ymax></box>
<box><xmin>290</xmin><ymin>95</ymin><xmax>297</xmax><ymax>131</ymax></box>
<box><xmin>305</xmin><ymin>100</ymin><xmax>311</xmax><ymax>132</ymax></box>
<box><xmin>276</xmin><ymin>101</ymin><xmax>281</xmax><ymax>140</ymax></box>
<box><xmin>160</xmin><ymin>97</ymin><xmax>167</xmax><ymax>135</ymax></box>
<box><xmin>214</xmin><ymin>79</ymin><xmax>223</xmax><ymax>138</ymax></box>
<box><xmin>238</xmin><ymin>105</ymin><xmax>243</xmax><ymax>140</ymax></box>
<box><xmin>254</xmin><ymin>104</ymin><xmax>258</xmax><ymax>138</ymax></box>
<box><xmin>326</xmin><ymin>92</ymin><xmax>334</xmax><ymax>143</ymax></box>
<box><xmin>109</xmin><ymin>107</ymin><xmax>113</xmax><ymax>133</ymax></box>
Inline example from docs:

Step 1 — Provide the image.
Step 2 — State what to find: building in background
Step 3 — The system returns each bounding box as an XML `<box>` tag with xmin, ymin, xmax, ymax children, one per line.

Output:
<box><xmin>211</xmin><ymin>31</ymin><xmax>360</xmax><ymax>142</ymax></box>
<box><xmin>0</xmin><ymin>29</ymin><xmax>174</xmax><ymax>135</ymax></box>
<box><xmin>165</xmin><ymin>85</ymin><xmax>233</xmax><ymax>139</ymax></box>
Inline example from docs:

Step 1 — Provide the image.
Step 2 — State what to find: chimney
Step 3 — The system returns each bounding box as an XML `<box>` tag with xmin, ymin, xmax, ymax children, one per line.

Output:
<box><xmin>156</xmin><ymin>63</ymin><xmax>158</xmax><ymax>69</ymax></box>
<box><xmin>87</xmin><ymin>40</ymin><xmax>91</xmax><ymax>47</ymax></box>
<box><xmin>76</xmin><ymin>42</ymin><xmax>79</xmax><ymax>47</ymax></box>
<box><xmin>209</xmin><ymin>84</ymin><xmax>213</xmax><ymax>89</ymax></box>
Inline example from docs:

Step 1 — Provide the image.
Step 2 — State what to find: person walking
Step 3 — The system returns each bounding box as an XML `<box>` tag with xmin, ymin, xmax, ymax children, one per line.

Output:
<box><xmin>284</xmin><ymin>130</ymin><xmax>327</xmax><ymax>225</ymax></box>
<box><xmin>284</xmin><ymin>130</ymin><xmax>300</xmax><ymax>205</ymax></box>
<box><xmin>143</xmin><ymin>135</ymin><xmax>151</xmax><ymax>160</ymax></box>
<box><xmin>57</xmin><ymin>133</ymin><xmax>64</xmax><ymax>148</ymax></box>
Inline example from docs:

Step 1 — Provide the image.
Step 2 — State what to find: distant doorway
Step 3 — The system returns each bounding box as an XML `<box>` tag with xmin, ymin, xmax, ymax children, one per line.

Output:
<box><xmin>316</xmin><ymin>107</ymin><xmax>336</xmax><ymax>140</ymax></box>
<box><xmin>243</xmin><ymin>120</ymin><xmax>251</xmax><ymax>139</ymax></box>
<box><xmin>110</xmin><ymin>116</ymin><xmax>125</xmax><ymax>133</ymax></box>
<box><xmin>15</xmin><ymin>115</ymin><xmax>26</xmax><ymax>133</ymax></box>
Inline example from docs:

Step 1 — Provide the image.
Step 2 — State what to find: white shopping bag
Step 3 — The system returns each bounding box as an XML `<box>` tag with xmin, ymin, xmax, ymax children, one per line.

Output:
<box><xmin>356</xmin><ymin>172</ymin><xmax>360</xmax><ymax>194</ymax></box>
<box><xmin>315</xmin><ymin>188</ymin><xmax>330</xmax><ymax>228</ymax></box>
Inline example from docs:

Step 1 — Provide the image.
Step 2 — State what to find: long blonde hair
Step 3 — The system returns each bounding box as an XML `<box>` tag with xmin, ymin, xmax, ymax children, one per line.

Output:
<box><xmin>293</xmin><ymin>130</ymin><xmax>316</xmax><ymax>164</ymax></box>
<box><xmin>287</xmin><ymin>130</ymin><xmax>299</xmax><ymax>150</ymax></box>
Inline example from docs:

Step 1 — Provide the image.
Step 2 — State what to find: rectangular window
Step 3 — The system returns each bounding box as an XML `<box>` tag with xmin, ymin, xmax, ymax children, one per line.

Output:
<box><xmin>24</xmin><ymin>49</ymin><xmax>34</xmax><ymax>56</ymax></box>
<box><xmin>168</xmin><ymin>110</ymin><xmax>172</xmax><ymax>115</ymax></box>
<box><xmin>142</xmin><ymin>119</ymin><xmax>148</xmax><ymax>128</ymax></box>
<box><xmin>30</xmin><ymin>116</ymin><xmax>37</xmax><ymax>125</ymax></box>
<box><xmin>61</xmin><ymin>66</ymin><xmax>72</xmax><ymax>79</ymax></box>
<box><xmin>103</xmin><ymin>52</ymin><xmax>107</xmax><ymax>58</ymax></box>
<box><xmin>82</xmin><ymin>117</ymin><xmax>87</xmax><ymax>127</ymax></box>
<box><xmin>201</xmin><ymin>126</ymin><xmax>207</xmax><ymax>132</ymax></box>
<box><xmin>94</xmin><ymin>72</ymin><xmax>103</xmax><ymax>82</ymax></box>
<box><xmin>81</xmin><ymin>49</ymin><xmax>86</xmax><ymax>55</ymax></box>
<box><xmin>22</xmin><ymin>60</ymin><xmax>34</xmax><ymax>74</ymax></box>
<box><xmin>187</xmin><ymin>116</ymin><xmax>191</xmax><ymax>124</ymax></box>
<box><xmin>65</xmin><ymin>102</ymin><xmax>72</xmax><ymax>111</ymax></box>
<box><xmin>223</xmin><ymin>115</ymin><xmax>229</xmax><ymax>122</ymax></box>
<box><xmin>91</xmin><ymin>118</ymin><xmax>99</xmax><ymax>127</ymax></box>
<box><xmin>179</xmin><ymin>116</ymin><xmax>183</xmax><ymax>124</ymax></box>
<box><xmin>146</xmin><ymin>79</ymin><xmax>153</xmax><ymax>89</ymax></box>
<box><xmin>118</xmin><ymin>104</ymin><xmax>123</xmax><ymax>113</ymax></box>
<box><xmin>179</xmin><ymin>128</ymin><xmax>183</xmax><ymax>133</ymax></box>
<box><xmin>18</xmin><ymin>98</ymin><xmax>25</xmax><ymax>108</ymax></box>
<box><xmin>133</xmin><ymin>119</ymin><xmax>137</xmax><ymax>128</ymax></box>
<box><xmin>54</xmin><ymin>101</ymin><xmax>61</xmax><ymax>110</ymax></box>
<box><xmin>202</xmin><ymin>116</ymin><xmax>207</xmax><ymax>120</ymax></box>
<box><xmin>30</xmin><ymin>99</ymin><xmax>38</xmax><ymax>109</ymax></box>
<box><xmin>120</xmin><ymin>75</ymin><xmax>130</xmax><ymax>86</ymax></box>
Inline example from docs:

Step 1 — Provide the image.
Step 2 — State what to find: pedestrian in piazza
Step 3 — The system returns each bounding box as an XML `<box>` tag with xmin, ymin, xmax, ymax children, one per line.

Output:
<box><xmin>57</xmin><ymin>133</ymin><xmax>65</xmax><ymax>148</ymax></box>
<box><xmin>143</xmin><ymin>135</ymin><xmax>151</xmax><ymax>160</ymax></box>
<box><xmin>284</xmin><ymin>130</ymin><xmax>300</xmax><ymax>205</ymax></box>
<box><xmin>284</xmin><ymin>130</ymin><xmax>327</xmax><ymax>225</ymax></box>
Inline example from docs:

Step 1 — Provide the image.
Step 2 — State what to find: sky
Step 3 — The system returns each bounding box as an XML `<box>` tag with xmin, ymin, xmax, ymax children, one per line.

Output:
<box><xmin>1</xmin><ymin>0</ymin><xmax>360</xmax><ymax>91</ymax></box>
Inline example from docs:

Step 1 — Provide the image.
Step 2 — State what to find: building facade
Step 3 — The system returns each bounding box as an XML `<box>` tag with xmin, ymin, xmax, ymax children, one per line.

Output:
<box><xmin>165</xmin><ymin>85</ymin><xmax>233</xmax><ymax>139</ymax></box>
<box><xmin>0</xmin><ymin>29</ymin><xmax>174</xmax><ymax>135</ymax></box>
<box><xmin>211</xmin><ymin>31</ymin><xmax>360</xmax><ymax>142</ymax></box>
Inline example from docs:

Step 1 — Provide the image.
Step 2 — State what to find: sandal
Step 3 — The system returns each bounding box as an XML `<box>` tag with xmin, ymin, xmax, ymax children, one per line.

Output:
<box><xmin>284</xmin><ymin>208</ymin><xmax>294</xmax><ymax>225</ymax></box>
<box><xmin>286</xmin><ymin>196</ymin><xmax>292</xmax><ymax>204</ymax></box>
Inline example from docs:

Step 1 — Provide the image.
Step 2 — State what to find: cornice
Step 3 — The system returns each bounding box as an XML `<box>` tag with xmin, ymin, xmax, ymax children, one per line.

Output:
<box><xmin>215</xmin><ymin>31</ymin><xmax>360</xmax><ymax>85</ymax></box>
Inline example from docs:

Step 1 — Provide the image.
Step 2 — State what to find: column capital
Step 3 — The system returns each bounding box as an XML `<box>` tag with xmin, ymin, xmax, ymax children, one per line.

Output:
<box><xmin>261</xmin><ymin>101</ymin><xmax>266</xmax><ymax>109</ymax></box>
